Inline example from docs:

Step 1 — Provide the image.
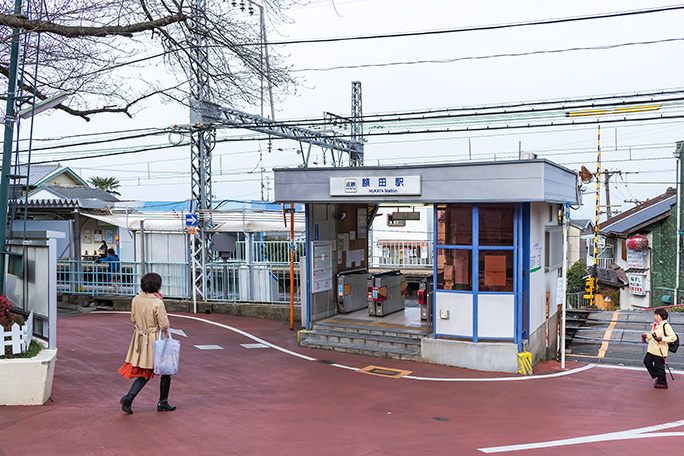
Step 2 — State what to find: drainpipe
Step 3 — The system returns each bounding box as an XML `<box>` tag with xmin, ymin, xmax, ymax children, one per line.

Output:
<box><xmin>561</xmin><ymin>203</ymin><xmax>569</xmax><ymax>369</ymax></box>
<box><xmin>140</xmin><ymin>220</ymin><xmax>146</xmax><ymax>275</ymax></box>
<box><xmin>675</xmin><ymin>142</ymin><xmax>683</xmax><ymax>305</ymax></box>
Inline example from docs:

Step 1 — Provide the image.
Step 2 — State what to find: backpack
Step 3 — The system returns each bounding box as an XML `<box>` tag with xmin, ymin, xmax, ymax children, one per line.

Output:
<box><xmin>663</xmin><ymin>324</ymin><xmax>680</xmax><ymax>353</ymax></box>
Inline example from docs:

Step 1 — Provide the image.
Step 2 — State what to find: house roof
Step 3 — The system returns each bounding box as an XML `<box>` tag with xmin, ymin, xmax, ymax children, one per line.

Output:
<box><xmin>600</xmin><ymin>188</ymin><xmax>676</xmax><ymax>236</ymax></box>
<box><xmin>10</xmin><ymin>164</ymin><xmax>89</xmax><ymax>187</ymax></box>
<box><xmin>28</xmin><ymin>185</ymin><xmax>120</xmax><ymax>202</ymax></box>
<box><xmin>570</xmin><ymin>218</ymin><xmax>592</xmax><ymax>230</ymax></box>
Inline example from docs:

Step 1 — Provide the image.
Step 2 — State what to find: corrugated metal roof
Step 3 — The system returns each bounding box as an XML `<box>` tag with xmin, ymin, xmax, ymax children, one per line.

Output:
<box><xmin>600</xmin><ymin>195</ymin><xmax>675</xmax><ymax>235</ymax></box>
<box><xmin>28</xmin><ymin>185</ymin><xmax>120</xmax><ymax>202</ymax></box>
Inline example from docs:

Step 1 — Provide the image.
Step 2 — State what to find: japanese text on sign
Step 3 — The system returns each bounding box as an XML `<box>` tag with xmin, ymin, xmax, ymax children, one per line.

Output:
<box><xmin>330</xmin><ymin>176</ymin><xmax>421</xmax><ymax>196</ymax></box>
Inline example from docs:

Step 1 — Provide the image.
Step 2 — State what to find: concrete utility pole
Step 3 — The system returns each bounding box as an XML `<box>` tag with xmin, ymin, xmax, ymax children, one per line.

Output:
<box><xmin>602</xmin><ymin>169</ymin><xmax>622</xmax><ymax>219</ymax></box>
<box><xmin>0</xmin><ymin>0</ymin><xmax>23</xmax><ymax>295</ymax></box>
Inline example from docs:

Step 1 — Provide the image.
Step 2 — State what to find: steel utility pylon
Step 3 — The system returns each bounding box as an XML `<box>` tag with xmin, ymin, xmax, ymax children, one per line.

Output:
<box><xmin>188</xmin><ymin>0</ymin><xmax>213</xmax><ymax>302</ymax></box>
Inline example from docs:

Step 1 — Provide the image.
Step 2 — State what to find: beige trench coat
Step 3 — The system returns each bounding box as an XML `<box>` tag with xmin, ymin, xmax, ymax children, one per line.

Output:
<box><xmin>124</xmin><ymin>292</ymin><xmax>170</xmax><ymax>369</ymax></box>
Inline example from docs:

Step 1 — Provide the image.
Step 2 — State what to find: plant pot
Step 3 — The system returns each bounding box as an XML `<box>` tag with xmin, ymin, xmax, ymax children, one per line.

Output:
<box><xmin>0</xmin><ymin>345</ymin><xmax>57</xmax><ymax>406</ymax></box>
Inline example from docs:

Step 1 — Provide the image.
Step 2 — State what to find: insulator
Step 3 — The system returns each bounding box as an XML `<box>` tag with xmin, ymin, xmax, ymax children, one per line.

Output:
<box><xmin>249</xmin><ymin>5</ymin><xmax>254</xmax><ymax>14</ymax></box>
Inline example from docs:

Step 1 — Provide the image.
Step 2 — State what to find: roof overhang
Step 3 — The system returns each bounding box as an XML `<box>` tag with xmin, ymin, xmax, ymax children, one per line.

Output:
<box><xmin>273</xmin><ymin>159</ymin><xmax>579</xmax><ymax>204</ymax></box>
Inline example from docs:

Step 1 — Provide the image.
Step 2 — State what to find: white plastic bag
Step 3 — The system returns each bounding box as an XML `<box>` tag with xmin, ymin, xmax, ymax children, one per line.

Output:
<box><xmin>153</xmin><ymin>330</ymin><xmax>180</xmax><ymax>375</ymax></box>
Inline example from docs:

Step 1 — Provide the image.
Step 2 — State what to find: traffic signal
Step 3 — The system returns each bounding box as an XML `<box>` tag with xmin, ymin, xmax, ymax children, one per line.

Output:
<box><xmin>583</xmin><ymin>278</ymin><xmax>595</xmax><ymax>299</ymax></box>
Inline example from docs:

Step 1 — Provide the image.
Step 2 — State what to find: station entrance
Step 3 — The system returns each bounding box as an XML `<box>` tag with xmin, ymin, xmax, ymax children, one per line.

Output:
<box><xmin>275</xmin><ymin>159</ymin><xmax>578</xmax><ymax>372</ymax></box>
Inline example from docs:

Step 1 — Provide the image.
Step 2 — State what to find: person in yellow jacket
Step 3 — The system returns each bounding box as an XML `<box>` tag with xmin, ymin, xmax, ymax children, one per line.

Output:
<box><xmin>117</xmin><ymin>272</ymin><xmax>177</xmax><ymax>413</ymax></box>
<box><xmin>642</xmin><ymin>308</ymin><xmax>677</xmax><ymax>389</ymax></box>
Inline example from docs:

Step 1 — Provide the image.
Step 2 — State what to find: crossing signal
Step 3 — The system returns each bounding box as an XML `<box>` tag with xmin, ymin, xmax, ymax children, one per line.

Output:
<box><xmin>583</xmin><ymin>278</ymin><xmax>595</xmax><ymax>299</ymax></box>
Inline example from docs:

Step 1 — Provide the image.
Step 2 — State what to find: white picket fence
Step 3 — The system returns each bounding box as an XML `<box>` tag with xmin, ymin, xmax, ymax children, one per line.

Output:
<box><xmin>1</xmin><ymin>311</ymin><xmax>33</xmax><ymax>355</ymax></box>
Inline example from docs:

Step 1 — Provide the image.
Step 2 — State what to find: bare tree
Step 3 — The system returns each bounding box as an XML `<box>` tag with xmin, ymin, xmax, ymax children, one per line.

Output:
<box><xmin>0</xmin><ymin>0</ymin><xmax>299</xmax><ymax>121</ymax></box>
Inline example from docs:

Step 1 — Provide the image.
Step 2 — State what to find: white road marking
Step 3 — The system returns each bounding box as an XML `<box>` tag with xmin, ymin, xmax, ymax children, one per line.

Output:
<box><xmin>195</xmin><ymin>345</ymin><xmax>223</xmax><ymax>350</ymax></box>
<box><xmin>478</xmin><ymin>419</ymin><xmax>684</xmax><ymax>453</ymax></box>
<box><xmin>241</xmin><ymin>343</ymin><xmax>269</xmax><ymax>349</ymax></box>
<box><xmin>94</xmin><ymin>311</ymin><xmax>623</xmax><ymax>381</ymax></box>
<box><xmin>169</xmin><ymin>328</ymin><xmax>187</xmax><ymax>337</ymax></box>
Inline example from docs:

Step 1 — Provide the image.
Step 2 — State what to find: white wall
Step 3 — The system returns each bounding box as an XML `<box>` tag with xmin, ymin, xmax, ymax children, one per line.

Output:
<box><xmin>528</xmin><ymin>203</ymin><xmax>562</xmax><ymax>340</ymax></box>
<box><xmin>135</xmin><ymin>232</ymin><xmax>188</xmax><ymax>264</ymax></box>
<box><xmin>370</xmin><ymin>205</ymin><xmax>433</xmax><ymax>242</ymax></box>
<box><xmin>615</xmin><ymin>233</ymin><xmax>652</xmax><ymax>310</ymax></box>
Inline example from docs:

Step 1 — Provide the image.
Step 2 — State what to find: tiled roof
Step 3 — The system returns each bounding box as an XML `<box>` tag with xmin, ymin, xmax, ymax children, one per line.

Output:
<box><xmin>600</xmin><ymin>188</ymin><xmax>676</xmax><ymax>235</ymax></box>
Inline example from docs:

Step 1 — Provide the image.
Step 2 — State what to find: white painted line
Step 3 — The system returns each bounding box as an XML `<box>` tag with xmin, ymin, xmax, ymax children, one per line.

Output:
<box><xmin>195</xmin><ymin>345</ymin><xmax>223</xmax><ymax>350</ymax></box>
<box><xmin>478</xmin><ymin>419</ymin><xmax>684</xmax><ymax>453</ymax></box>
<box><xmin>332</xmin><ymin>364</ymin><xmax>358</xmax><ymax>371</ymax></box>
<box><xmin>595</xmin><ymin>363</ymin><xmax>684</xmax><ymax>375</ymax></box>
<box><xmin>241</xmin><ymin>343</ymin><xmax>269</xmax><ymax>349</ymax></box>
<box><xmin>93</xmin><ymin>311</ymin><xmax>610</xmax><ymax>382</ymax></box>
<box><xmin>170</xmin><ymin>328</ymin><xmax>187</xmax><ymax>337</ymax></box>
<box><xmin>167</xmin><ymin>313</ymin><xmax>319</xmax><ymax>362</ymax></box>
<box><xmin>403</xmin><ymin>363</ymin><xmax>596</xmax><ymax>382</ymax></box>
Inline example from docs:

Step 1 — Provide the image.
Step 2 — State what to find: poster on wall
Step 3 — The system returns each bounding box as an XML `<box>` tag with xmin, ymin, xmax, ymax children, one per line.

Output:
<box><xmin>530</xmin><ymin>241</ymin><xmax>542</xmax><ymax>273</ymax></box>
<box><xmin>105</xmin><ymin>230</ymin><xmax>114</xmax><ymax>244</ymax></box>
<box><xmin>357</xmin><ymin>207</ymin><xmax>367</xmax><ymax>238</ymax></box>
<box><xmin>629</xmin><ymin>274</ymin><xmax>646</xmax><ymax>295</ymax></box>
<box><xmin>94</xmin><ymin>230</ymin><xmax>103</xmax><ymax>242</ymax></box>
<box><xmin>626</xmin><ymin>249</ymin><xmax>647</xmax><ymax>269</ymax></box>
<box><xmin>311</xmin><ymin>240</ymin><xmax>333</xmax><ymax>293</ymax></box>
<box><xmin>83</xmin><ymin>229</ymin><xmax>92</xmax><ymax>243</ymax></box>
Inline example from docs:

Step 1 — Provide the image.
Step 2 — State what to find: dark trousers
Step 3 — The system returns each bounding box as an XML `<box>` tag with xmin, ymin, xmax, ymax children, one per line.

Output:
<box><xmin>644</xmin><ymin>352</ymin><xmax>667</xmax><ymax>384</ymax></box>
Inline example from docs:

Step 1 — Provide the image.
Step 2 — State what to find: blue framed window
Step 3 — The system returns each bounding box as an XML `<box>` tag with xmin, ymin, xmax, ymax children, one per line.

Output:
<box><xmin>434</xmin><ymin>203</ymin><xmax>521</xmax><ymax>343</ymax></box>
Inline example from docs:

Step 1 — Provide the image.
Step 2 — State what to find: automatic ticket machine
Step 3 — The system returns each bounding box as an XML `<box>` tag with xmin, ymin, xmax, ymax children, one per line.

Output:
<box><xmin>337</xmin><ymin>270</ymin><xmax>371</xmax><ymax>313</ymax></box>
<box><xmin>367</xmin><ymin>270</ymin><xmax>408</xmax><ymax>317</ymax></box>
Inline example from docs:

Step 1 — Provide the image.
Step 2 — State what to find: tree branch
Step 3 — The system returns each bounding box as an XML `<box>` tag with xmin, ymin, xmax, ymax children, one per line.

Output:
<box><xmin>0</xmin><ymin>12</ymin><xmax>187</xmax><ymax>38</ymax></box>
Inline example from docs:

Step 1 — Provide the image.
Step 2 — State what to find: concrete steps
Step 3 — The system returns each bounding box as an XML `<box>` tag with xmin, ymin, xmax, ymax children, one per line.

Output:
<box><xmin>299</xmin><ymin>320</ymin><xmax>424</xmax><ymax>361</ymax></box>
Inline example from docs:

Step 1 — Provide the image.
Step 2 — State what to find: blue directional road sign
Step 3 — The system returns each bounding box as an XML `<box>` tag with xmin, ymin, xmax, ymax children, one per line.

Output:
<box><xmin>185</xmin><ymin>214</ymin><xmax>198</xmax><ymax>227</ymax></box>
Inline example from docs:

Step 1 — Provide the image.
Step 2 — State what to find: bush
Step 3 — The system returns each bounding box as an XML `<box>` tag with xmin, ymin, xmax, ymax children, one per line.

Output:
<box><xmin>567</xmin><ymin>260</ymin><xmax>589</xmax><ymax>294</ymax></box>
<box><xmin>0</xmin><ymin>294</ymin><xmax>14</xmax><ymax>331</ymax></box>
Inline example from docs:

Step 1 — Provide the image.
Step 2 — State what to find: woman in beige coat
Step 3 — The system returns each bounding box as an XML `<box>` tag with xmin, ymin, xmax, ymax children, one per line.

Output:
<box><xmin>642</xmin><ymin>308</ymin><xmax>677</xmax><ymax>389</ymax></box>
<box><xmin>118</xmin><ymin>272</ymin><xmax>176</xmax><ymax>413</ymax></box>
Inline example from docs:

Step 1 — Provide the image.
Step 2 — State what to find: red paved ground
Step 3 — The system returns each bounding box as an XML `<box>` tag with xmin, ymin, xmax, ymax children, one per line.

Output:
<box><xmin>2</xmin><ymin>311</ymin><xmax>684</xmax><ymax>455</ymax></box>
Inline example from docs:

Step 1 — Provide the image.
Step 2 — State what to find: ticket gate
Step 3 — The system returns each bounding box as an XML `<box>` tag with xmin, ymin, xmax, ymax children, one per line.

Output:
<box><xmin>367</xmin><ymin>270</ymin><xmax>408</xmax><ymax>316</ymax></box>
<box><xmin>418</xmin><ymin>276</ymin><xmax>433</xmax><ymax>321</ymax></box>
<box><xmin>337</xmin><ymin>270</ymin><xmax>371</xmax><ymax>313</ymax></box>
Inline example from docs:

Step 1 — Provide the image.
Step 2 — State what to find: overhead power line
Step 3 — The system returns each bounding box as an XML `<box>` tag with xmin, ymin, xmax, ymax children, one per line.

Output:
<box><xmin>265</xmin><ymin>5</ymin><xmax>684</xmax><ymax>46</ymax></box>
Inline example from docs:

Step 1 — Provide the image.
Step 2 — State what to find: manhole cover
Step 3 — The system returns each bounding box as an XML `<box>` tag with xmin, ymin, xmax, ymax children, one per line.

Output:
<box><xmin>432</xmin><ymin>417</ymin><xmax>451</xmax><ymax>422</ymax></box>
<box><xmin>318</xmin><ymin>360</ymin><xmax>336</xmax><ymax>364</ymax></box>
<box><xmin>357</xmin><ymin>365</ymin><xmax>412</xmax><ymax>378</ymax></box>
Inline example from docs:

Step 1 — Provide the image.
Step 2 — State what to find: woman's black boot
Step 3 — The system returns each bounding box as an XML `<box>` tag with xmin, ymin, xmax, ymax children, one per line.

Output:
<box><xmin>121</xmin><ymin>377</ymin><xmax>148</xmax><ymax>414</ymax></box>
<box><xmin>157</xmin><ymin>375</ymin><xmax>176</xmax><ymax>412</ymax></box>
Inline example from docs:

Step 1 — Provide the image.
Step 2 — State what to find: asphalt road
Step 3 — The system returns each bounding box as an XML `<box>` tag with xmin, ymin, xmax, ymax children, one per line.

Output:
<box><xmin>2</xmin><ymin>311</ymin><xmax>684</xmax><ymax>455</ymax></box>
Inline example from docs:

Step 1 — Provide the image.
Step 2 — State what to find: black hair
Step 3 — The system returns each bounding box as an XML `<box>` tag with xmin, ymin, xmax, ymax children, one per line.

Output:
<box><xmin>655</xmin><ymin>308</ymin><xmax>669</xmax><ymax>320</ymax></box>
<box><xmin>107</xmin><ymin>248</ymin><xmax>116</xmax><ymax>255</ymax></box>
<box><xmin>140</xmin><ymin>272</ymin><xmax>162</xmax><ymax>293</ymax></box>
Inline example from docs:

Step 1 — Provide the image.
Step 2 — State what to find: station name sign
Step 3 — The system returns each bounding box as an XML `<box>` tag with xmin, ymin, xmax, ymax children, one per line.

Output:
<box><xmin>330</xmin><ymin>176</ymin><xmax>422</xmax><ymax>196</ymax></box>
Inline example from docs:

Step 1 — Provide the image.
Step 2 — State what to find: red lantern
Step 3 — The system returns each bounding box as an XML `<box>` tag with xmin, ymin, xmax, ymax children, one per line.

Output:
<box><xmin>626</xmin><ymin>235</ymin><xmax>648</xmax><ymax>252</ymax></box>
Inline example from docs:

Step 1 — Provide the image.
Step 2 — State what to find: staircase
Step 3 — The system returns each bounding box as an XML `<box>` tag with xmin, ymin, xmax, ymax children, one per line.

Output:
<box><xmin>299</xmin><ymin>319</ymin><xmax>424</xmax><ymax>361</ymax></box>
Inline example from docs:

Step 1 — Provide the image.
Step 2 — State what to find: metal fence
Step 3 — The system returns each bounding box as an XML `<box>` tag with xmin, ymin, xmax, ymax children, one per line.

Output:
<box><xmin>369</xmin><ymin>240</ymin><xmax>433</xmax><ymax>268</ymax></box>
<box><xmin>566</xmin><ymin>292</ymin><xmax>592</xmax><ymax>309</ymax></box>
<box><xmin>57</xmin><ymin>259</ymin><xmax>302</xmax><ymax>305</ymax></box>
